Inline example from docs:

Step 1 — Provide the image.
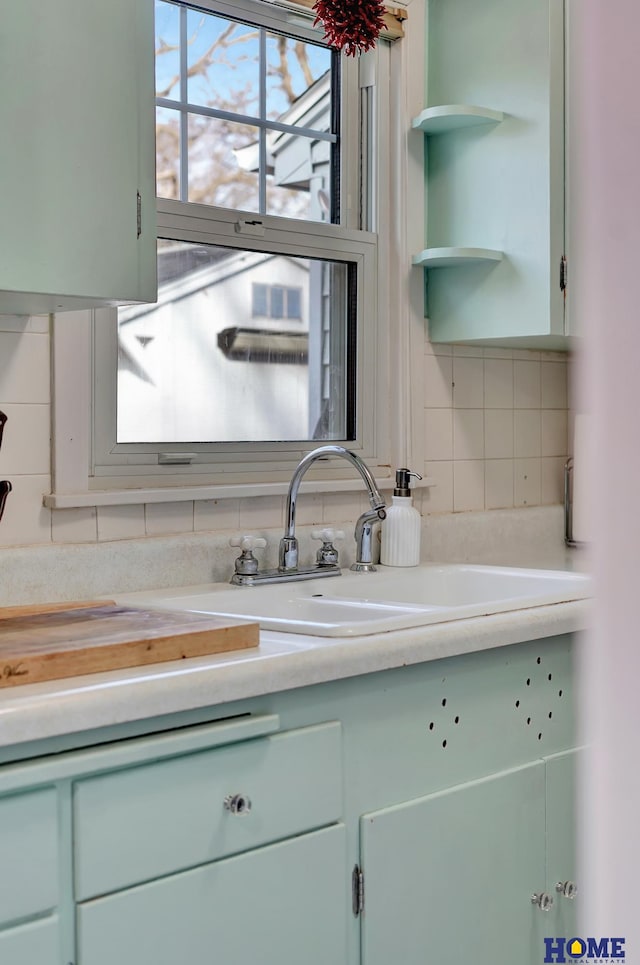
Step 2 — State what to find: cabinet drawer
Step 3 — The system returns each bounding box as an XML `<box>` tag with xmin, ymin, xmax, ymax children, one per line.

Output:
<box><xmin>0</xmin><ymin>788</ymin><xmax>59</xmax><ymax>926</ymax></box>
<box><xmin>74</xmin><ymin>721</ymin><xmax>342</xmax><ymax>900</ymax></box>
<box><xmin>0</xmin><ymin>916</ymin><xmax>60</xmax><ymax>965</ymax></box>
<box><xmin>77</xmin><ymin>825</ymin><xmax>347</xmax><ymax>965</ymax></box>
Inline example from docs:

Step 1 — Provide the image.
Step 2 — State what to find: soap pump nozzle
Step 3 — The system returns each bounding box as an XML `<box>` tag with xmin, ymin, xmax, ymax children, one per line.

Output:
<box><xmin>393</xmin><ymin>468</ymin><xmax>422</xmax><ymax>497</ymax></box>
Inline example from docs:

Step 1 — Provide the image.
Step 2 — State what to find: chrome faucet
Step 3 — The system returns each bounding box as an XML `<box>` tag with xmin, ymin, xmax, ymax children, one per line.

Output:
<box><xmin>279</xmin><ymin>445</ymin><xmax>387</xmax><ymax>573</ymax></box>
<box><xmin>229</xmin><ymin>446</ymin><xmax>386</xmax><ymax>585</ymax></box>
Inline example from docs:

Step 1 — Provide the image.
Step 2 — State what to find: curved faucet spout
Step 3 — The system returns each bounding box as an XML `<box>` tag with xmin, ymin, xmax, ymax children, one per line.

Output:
<box><xmin>279</xmin><ymin>445</ymin><xmax>386</xmax><ymax>572</ymax></box>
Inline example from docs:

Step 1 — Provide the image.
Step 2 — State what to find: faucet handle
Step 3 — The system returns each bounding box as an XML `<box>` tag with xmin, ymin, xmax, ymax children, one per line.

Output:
<box><xmin>311</xmin><ymin>528</ymin><xmax>345</xmax><ymax>544</ymax></box>
<box><xmin>311</xmin><ymin>528</ymin><xmax>344</xmax><ymax>567</ymax></box>
<box><xmin>229</xmin><ymin>535</ymin><xmax>267</xmax><ymax>580</ymax></box>
<box><xmin>229</xmin><ymin>535</ymin><xmax>267</xmax><ymax>552</ymax></box>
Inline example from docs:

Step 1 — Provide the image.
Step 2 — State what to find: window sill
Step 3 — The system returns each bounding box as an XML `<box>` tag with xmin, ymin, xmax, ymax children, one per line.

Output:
<box><xmin>44</xmin><ymin>476</ymin><xmax>435</xmax><ymax>509</ymax></box>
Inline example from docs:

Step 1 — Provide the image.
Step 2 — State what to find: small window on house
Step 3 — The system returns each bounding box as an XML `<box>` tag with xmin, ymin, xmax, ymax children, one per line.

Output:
<box><xmin>252</xmin><ymin>283</ymin><xmax>303</xmax><ymax>320</ymax></box>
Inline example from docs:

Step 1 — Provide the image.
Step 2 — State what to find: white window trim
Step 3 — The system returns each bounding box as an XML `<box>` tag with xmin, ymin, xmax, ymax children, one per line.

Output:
<box><xmin>47</xmin><ymin>0</ymin><xmax>428</xmax><ymax>509</ymax></box>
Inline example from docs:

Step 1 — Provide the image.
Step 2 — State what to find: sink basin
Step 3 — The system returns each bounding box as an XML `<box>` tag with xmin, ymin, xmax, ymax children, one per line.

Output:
<box><xmin>116</xmin><ymin>564</ymin><xmax>590</xmax><ymax>637</ymax></box>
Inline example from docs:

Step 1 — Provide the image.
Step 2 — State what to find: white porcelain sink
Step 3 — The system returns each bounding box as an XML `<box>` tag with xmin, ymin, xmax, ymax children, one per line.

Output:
<box><xmin>117</xmin><ymin>564</ymin><xmax>590</xmax><ymax>637</ymax></box>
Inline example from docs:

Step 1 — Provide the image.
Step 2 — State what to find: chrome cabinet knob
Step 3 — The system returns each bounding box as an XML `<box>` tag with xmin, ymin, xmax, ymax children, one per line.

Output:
<box><xmin>224</xmin><ymin>793</ymin><xmax>252</xmax><ymax>815</ymax></box>
<box><xmin>556</xmin><ymin>880</ymin><xmax>578</xmax><ymax>900</ymax></box>
<box><xmin>531</xmin><ymin>892</ymin><xmax>554</xmax><ymax>911</ymax></box>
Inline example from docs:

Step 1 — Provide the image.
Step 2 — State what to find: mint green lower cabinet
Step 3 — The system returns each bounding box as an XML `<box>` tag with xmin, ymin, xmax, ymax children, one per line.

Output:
<box><xmin>0</xmin><ymin>633</ymin><xmax>577</xmax><ymax>965</ymax></box>
<box><xmin>77</xmin><ymin>825</ymin><xmax>347</xmax><ymax>965</ymax></box>
<box><xmin>73</xmin><ymin>721</ymin><xmax>342</xmax><ymax>900</ymax></box>
<box><xmin>0</xmin><ymin>788</ymin><xmax>59</xmax><ymax>926</ymax></box>
<box><xmin>0</xmin><ymin>917</ymin><xmax>60</xmax><ymax>965</ymax></box>
<box><xmin>546</xmin><ymin>749</ymin><xmax>580</xmax><ymax>937</ymax></box>
<box><xmin>360</xmin><ymin>763</ymin><xmax>547</xmax><ymax>965</ymax></box>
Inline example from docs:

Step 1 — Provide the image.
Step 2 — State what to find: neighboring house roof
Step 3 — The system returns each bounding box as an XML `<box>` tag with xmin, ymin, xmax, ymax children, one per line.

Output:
<box><xmin>119</xmin><ymin>248</ymin><xmax>309</xmax><ymax>325</ymax></box>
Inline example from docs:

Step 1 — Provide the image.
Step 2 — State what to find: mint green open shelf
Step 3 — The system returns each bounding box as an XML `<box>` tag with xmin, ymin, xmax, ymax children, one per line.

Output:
<box><xmin>412</xmin><ymin>105</ymin><xmax>504</xmax><ymax>135</ymax></box>
<box><xmin>412</xmin><ymin>247</ymin><xmax>503</xmax><ymax>268</ymax></box>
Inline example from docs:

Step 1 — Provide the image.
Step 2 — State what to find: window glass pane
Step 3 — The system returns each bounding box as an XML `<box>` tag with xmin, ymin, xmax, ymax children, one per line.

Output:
<box><xmin>270</xmin><ymin>286</ymin><xmax>284</xmax><ymax>318</ymax></box>
<box><xmin>156</xmin><ymin>106</ymin><xmax>181</xmax><ymax>199</ymax></box>
<box><xmin>287</xmin><ymin>288</ymin><xmax>302</xmax><ymax>319</ymax></box>
<box><xmin>116</xmin><ymin>241</ymin><xmax>353</xmax><ymax>444</ymax></box>
<box><xmin>187</xmin><ymin>9</ymin><xmax>259</xmax><ymax>114</ymax></box>
<box><xmin>154</xmin><ymin>2</ymin><xmax>340</xmax><ymax>223</ymax></box>
<box><xmin>155</xmin><ymin>0</ymin><xmax>181</xmax><ymax>100</ymax></box>
<box><xmin>187</xmin><ymin>115</ymin><xmax>259</xmax><ymax>209</ymax></box>
<box><xmin>265</xmin><ymin>34</ymin><xmax>332</xmax><ymax>125</ymax></box>
<box><xmin>252</xmin><ymin>283</ymin><xmax>268</xmax><ymax>317</ymax></box>
<box><xmin>266</xmin><ymin>128</ymin><xmax>332</xmax><ymax>220</ymax></box>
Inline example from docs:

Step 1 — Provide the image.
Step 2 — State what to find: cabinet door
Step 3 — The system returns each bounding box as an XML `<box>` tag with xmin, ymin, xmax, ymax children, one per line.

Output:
<box><xmin>360</xmin><ymin>763</ymin><xmax>547</xmax><ymax>965</ymax></box>
<box><xmin>546</xmin><ymin>749</ymin><xmax>581</xmax><ymax>937</ymax></box>
<box><xmin>78</xmin><ymin>825</ymin><xmax>347</xmax><ymax>965</ymax></box>
<box><xmin>0</xmin><ymin>0</ymin><xmax>157</xmax><ymax>313</ymax></box>
<box><xmin>424</xmin><ymin>0</ymin><xmax>566</xmax><ymax>347</ymax></box>
<box><xmin>0</xmin><ymin>917</ymin><xmax>59</xmax><ymax>965</ymax></box>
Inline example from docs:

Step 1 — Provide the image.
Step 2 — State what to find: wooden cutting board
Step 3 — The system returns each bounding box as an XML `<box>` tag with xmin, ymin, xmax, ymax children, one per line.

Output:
<box><xmin>0</xmin><ymin>601</ymin><xmax>259</xmax><ymax>688</ymax></box>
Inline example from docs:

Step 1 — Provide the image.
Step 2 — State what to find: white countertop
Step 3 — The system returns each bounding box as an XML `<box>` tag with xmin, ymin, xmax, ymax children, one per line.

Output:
<box><xmin>0</xmin><ymin>594</ymin><xmax>589</xmax><ymax>752</ymax></box>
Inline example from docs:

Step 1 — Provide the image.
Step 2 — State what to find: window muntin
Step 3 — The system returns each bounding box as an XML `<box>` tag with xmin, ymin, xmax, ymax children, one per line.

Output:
<box><xmin>154</xmin><ymin>0</ymin><xmax>337</xmax><ymax>222</ymax></box>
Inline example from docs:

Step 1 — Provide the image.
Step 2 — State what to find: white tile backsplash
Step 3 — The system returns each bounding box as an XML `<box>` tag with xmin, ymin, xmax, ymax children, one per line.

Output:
<box><xmin>514</xmin><ymin>458</ymin><xmax>542</xmax><ymax>507</ymax></box>
<box><xmin>0</xmin><ymin>403</ymin><xmax>50</xmax><ymax>474</ymax></box>
<box><xmin>0</xmin><ymin>331</ymin><xmax>50</xmax><ymax>403</ymax></box>
<box><xmin>452</xmin><ymin>357</ymin><xmax>484</xmax><ymax>409</ymax></box>
<box><xmin>541</xmin><ymin>361</ymin><xmax>568</xmax><ymax>408</ymax></box>
<box><xmin>453</xmin><ymin>409</ymin><xmax>484</xmax><ymax>461</ymax></box>
<box><xmin>484</xmin><ymin>409</ymin><xmax>514</xmax><ymax>459</ymax></box>
<box><xmin>485</xmin><ymin>459</ymin><xmax>515</xmax><ymax>510</ymax></box>
<box><xmin>424</xmin><ymin>408</ymin><xmax>453</xmax><ymax>461</ymax></box>
<box><xmin>0</xmin><ymin>474</ymin><xmax>51</xmax><ymax>546</ymax></box>
<box><xmin>238</xmin><ymin>495</ymin><xmax>284</xmax><ymax>531</ymax></box>
<box><xmin>484</xmin><ymin>358</ymin><xmax>514</xmax><ymax>408</ymax></box>
<box><xmin>194</xmin><ymin>498</ymin><xmax>241</xmax><ymax>533</ymax></box>
<box><xmin>453</xmin><ymin>460</ymin><xmax>485</xmax><ymax>512</ymax></box>
<box><xmin>424</xmin><ymin>355</ymin><xmax>453</xmax><ymax>407</ymax></box>
<box><xmin>145</xmin><ymin>501</ymin><xmax>194</xmax><ymax>536</ymax></box>
<box><xmin>98</xmin><ymin>505</ymin><xmax>146</xmax><ymax>542</ymax></box>
<box><xmin>422</xmin><ymin>461</ymin><xmax>454</xmax><ymax>514</ymax></box>
<box><xmin>541</xmin><ymin>410</ymin><xmax>569</xmax><ymax>457</ymax></box>
<box><xmin>51</xmin><ymin>507</ymin><xmax>97</xmax><ymax>543</ymax></box>
<box><xmin>514</xmin><ymin>409</ymin><xmax>542</xmax><ymax>458</ymax></box>
<box><xmin>514</xmin><ymin>360</ymin><xmax>541</xmax><ymax>408</ymax></box>
<box><xmin>0</xmin><ymin>317</ymin><xmax>570</xmax><ymax>562</ymax></box>
<box><xmin>541</xmin><ymin>456</ymin><xmax>566</xmax><ymax>505</ymax></box>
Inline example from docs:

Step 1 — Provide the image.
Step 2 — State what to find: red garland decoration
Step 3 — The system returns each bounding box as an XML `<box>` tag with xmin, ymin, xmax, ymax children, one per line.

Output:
<box><xmin>313</xmin><ymin>0</ymin><xmax>386</xmax><ymax>57</ymax></box>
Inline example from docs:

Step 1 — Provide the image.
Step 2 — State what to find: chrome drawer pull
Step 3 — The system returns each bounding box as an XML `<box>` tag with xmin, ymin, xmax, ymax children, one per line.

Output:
<box><xmin>531</xmin><ymin>892</ymin><xmax>554</xmax><ymax>911</ymax></box>
<box><xmin>556</xmin><ymin>880</ymin><xmax>578</xmax><ymax>900</ymax></box>
<box><xmin>224</xmin><ymin>793</ymin><xmax>252</xmax><ymax>815</ymax></box>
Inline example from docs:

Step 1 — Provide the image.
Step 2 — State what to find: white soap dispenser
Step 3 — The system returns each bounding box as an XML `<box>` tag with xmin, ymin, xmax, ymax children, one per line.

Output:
<box><xmin>380</xmin><ymin>468</ymin><xmax>422</xmax><ymax>567</ymax></box>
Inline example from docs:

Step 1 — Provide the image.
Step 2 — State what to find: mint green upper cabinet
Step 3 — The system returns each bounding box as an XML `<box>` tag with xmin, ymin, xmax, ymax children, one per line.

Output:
<box><xmin>417</xmin><ymin>0</ymin><xmax>566</xmax><ymax>349</ymax></box>
<box><xmin>0</xmin><ymin>0</ymin><xmax>157</xmax><ymax>314</ymax></box>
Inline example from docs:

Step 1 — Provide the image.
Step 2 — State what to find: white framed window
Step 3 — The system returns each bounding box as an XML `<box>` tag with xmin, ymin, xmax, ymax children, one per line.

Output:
<box><xmin>50</xmin><ymin>0</ymin><xmax>426</xmax><ymax>505</ymax></box>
